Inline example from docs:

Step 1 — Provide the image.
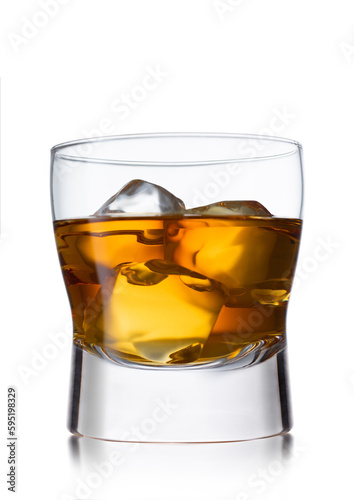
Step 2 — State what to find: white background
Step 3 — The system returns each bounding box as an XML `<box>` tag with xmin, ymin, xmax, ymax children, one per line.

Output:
<box><xmin>1</xmin><ymin>0</ymin><xmax>354</xmax><ymax>498</ymax></box>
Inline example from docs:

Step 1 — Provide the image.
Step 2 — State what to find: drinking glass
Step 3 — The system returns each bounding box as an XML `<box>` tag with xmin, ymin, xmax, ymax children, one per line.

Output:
<box><xmin>51</xmin><ymin>133</ymin><xmax>303</xmax><ymax>442</ymax></box>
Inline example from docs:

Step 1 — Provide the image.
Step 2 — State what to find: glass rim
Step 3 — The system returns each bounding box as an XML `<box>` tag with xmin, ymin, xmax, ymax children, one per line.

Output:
<box><xmin>51</xmin><ymin>132</ymin><xmax>302</xmax><ymax>167</ymax></box>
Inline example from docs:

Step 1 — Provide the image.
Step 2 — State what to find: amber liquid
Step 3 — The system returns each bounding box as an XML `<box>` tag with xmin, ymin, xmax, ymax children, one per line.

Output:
<box><xmin>54</xmin><ymin>216</ymin><xmax>301</xmax><ymax>366</ymax></box>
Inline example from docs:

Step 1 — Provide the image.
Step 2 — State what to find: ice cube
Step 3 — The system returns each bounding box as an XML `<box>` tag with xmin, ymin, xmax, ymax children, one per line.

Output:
<box><xmin>187</xmin><ymin>200</ymin><xmax>272</xmax><ymax>217</ymax></box>
<box><xmin>168</xmin><ymin>342</ymin><xmax>203</xmax><ymax>364</ymax></box>
<box><xmin>95</xmin><ymin>179</ymin><xmax>185</xmax><ymax>216</ymax></box>
<box><xmin>76</xmin><ymin>218</ymin><xmax>164</xmax><ymax>270</ymax></box>
<box><xmin>165</xmin><ymin>215</ymin><xmax>278</xmax><ymax>290</ymax></box>
<box><xmin>95</xmin><ymin>260</ymin><xmax>226</xmax><ymax>364</ymax></box>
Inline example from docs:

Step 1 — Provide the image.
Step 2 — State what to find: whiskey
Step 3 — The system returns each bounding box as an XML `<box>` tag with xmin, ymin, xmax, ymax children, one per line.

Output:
<box><xmin>54</xmin><ymin>215</ymin><xmax>301</xmax><ymax>366</ymax></box>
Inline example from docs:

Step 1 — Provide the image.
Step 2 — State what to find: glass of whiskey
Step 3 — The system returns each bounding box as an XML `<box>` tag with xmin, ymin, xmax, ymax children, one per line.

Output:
<box><xmin>51</xmin><ymin>133</ymin><xmax>303</xmax><ymax>442</ymax></box>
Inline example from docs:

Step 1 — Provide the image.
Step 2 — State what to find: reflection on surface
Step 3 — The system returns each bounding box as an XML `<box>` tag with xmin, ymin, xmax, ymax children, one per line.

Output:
<box><xmin>65</xmin><ymin>434</ymin><xmax>298</xmax><ymax>500</ymax></box>
<box><xmin>68</xmin><ymin>435</ymin><xmax>80</xmax><ymax>462</ymax></box>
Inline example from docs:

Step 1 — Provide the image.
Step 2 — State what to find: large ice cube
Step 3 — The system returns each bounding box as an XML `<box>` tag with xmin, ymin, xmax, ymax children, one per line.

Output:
<box><xmin>165</xmin><ymin>209</ymin><xmax>278</xmax><ymax>290</ymax></box>
<box><xmin>95</xmin><ymin>179</ymin><xmax>185</xmax><ymax>216</ymax></box>
<box><xmin>187</xmin><ymin>200</ymin><xmax>272</xmax><ymax>217</ymax></box>
<box><xmin>95</xmin><ymin>260</ymin><xmax>226</xmax><ymax>364</ymax></box>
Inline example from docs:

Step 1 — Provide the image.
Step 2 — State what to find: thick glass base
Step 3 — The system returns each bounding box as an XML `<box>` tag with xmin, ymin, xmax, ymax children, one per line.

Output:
<box><xmin>68</xmin><ymin>343</ymin><xmax>292</xmax><ymax>442</ymax></box>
